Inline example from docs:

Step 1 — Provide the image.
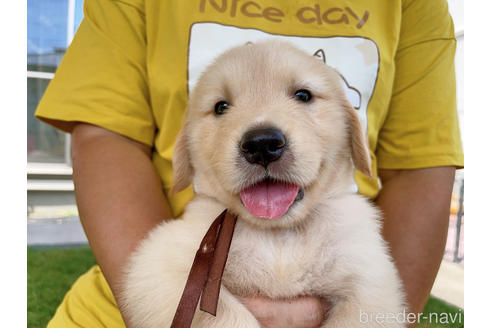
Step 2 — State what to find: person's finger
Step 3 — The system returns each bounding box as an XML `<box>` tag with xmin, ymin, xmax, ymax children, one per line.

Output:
<box><xmin>241</xmin><ymin>295</ymin><xmax>328</xmax><ymax>328</ymax></box>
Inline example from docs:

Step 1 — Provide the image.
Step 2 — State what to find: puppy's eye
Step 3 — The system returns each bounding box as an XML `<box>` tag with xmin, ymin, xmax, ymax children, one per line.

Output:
<box><xmin>214</xmin><ymin>101</ymin><xmax>229</xmax><ymax>115</ymax></box>
<box><xmin>294</xmin><ymin>89</ymin><xmax>312</xmax><ymax>103</ymax></box>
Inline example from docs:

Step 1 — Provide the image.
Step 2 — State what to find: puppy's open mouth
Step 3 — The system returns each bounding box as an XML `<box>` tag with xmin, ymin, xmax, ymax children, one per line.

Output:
<box><xmin>239</xmin><ymin>178</ymin><xmax>304</xmax><ymax>220</ymax></box>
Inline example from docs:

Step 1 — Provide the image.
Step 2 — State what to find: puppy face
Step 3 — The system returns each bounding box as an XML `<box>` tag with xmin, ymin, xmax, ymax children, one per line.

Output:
<box><xmin>173</xmin><ymin>41</ymin><xmax>371</xmax><ymax>229</ymax></box>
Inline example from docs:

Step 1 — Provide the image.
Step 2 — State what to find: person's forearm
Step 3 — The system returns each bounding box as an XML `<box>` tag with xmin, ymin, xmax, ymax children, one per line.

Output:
<box><xmin>376</xmin><ymin>166</ymin><xmax>455</xmax><ymax>325</ymax></box>
<box><xmin>71</xmin><ymin>123</ymin><xmax>172</xmax><ymax>324</ymax></box>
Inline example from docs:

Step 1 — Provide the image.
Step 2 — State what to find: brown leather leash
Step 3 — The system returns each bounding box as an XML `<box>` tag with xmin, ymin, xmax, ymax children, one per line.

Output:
<box><xmin>170</xmin><ymin>210</ymin><xmax>238</xmax><ymax>328</ymax></box>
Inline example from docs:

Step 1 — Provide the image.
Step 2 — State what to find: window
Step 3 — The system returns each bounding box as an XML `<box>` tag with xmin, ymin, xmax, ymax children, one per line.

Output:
<box><xmin>27</xmin><ymin>0</ymin><xmax>84</xmax><ymax>167</ymax></box>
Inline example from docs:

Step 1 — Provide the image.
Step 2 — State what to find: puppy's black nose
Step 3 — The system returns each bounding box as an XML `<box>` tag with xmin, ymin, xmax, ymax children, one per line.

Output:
<box><xmin>240</xmin><ymin>127</ymin><xmax>286</xmax><ymax>167</ymax></box>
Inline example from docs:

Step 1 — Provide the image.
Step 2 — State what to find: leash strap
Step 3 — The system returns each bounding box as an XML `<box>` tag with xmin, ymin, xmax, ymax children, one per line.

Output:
<box><xmin>200</xmin><ymin>211</ymin><xmax>237</xmax><ymax>315</ymax></box>
<box><xmin>170</xmin><ymin>210</ymin><xmax>237</xmax><ymax>328</ymax></box>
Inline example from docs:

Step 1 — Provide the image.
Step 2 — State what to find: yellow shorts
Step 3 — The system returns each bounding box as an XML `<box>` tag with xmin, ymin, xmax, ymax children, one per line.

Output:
<box><xmin>47</xmin><ymin>265</ymin><xmax>125</xmax><ymax>327</ymax></box>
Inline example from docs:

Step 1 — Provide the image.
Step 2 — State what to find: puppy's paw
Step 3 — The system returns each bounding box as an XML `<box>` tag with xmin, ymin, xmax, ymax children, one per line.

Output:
<box><xmin>120</xmin><ymin>222</ymin><xmax>198</xmax><ymax>328</ymax></box>
<box><xmin>323</xmin><ymin>301</ymin><xmax>407</xmax><ymax>328</ymax></box>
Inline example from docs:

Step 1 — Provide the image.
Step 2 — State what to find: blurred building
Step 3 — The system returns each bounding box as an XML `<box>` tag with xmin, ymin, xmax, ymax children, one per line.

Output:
<box><xmin>27</xmin><ymin>0</ymin><xmax>83</xmax><ymax>219</ymax></box>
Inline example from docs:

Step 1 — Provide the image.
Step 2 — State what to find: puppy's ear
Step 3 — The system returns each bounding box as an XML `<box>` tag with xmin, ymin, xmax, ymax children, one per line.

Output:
<box><xmin>342</xmin><ymin>100</ymin><xmax>373</xmax><ymax>177</ymax></box>
<box><xmin>171</xmin><ymin>128</ymin><xmax>193</xmax><ymax>194</ymax></box>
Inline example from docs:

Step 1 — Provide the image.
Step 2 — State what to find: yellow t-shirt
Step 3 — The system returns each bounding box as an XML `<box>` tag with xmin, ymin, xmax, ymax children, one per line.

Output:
<box><xmin>36</xmin><ymin>0</ymin><xmax>464</xmax><ymax>327</ymax></box>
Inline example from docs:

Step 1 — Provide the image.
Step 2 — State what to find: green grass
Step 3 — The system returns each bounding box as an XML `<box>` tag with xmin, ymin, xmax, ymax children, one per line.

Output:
<box><xmin>27</xmin><ymin>247</ymin><xmax>97</xmax><ymax>328</ymax></box>
<box><xmin>27</xmin><ymin>247</ymin><xmax>464</xmax><ymax>328</ymax></box>
<box><xmin>419</xmin><ymin>297</ymin><xmax>464</xmax><ymax>328</ymax></box>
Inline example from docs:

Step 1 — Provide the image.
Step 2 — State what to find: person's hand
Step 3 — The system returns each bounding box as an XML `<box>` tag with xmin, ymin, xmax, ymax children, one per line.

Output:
<box><xmin>240</xmin><ymin>295</ymin><xmax>329</xmax><ymax>328</ymax></box>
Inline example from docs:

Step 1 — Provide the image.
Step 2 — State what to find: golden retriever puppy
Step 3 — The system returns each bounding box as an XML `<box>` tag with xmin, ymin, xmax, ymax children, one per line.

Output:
<box><xmin>121</xmin><ymin>40</ymin><xmax>406</xmax><ymax>327</ymax></box>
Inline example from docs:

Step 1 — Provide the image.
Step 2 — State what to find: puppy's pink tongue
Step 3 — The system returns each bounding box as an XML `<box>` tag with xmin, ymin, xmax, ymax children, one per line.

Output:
<box><xmin>240</xmin><ymin>180</ymin><xmax>299</xmax><ymax>219</ymax></box>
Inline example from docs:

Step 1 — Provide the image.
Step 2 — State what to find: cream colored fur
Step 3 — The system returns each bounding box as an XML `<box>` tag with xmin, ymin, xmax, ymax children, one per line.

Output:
<box><xmin>121</xmin><ymin>40</ymin><xmax>406</xmax><ymax>327</ymax></box>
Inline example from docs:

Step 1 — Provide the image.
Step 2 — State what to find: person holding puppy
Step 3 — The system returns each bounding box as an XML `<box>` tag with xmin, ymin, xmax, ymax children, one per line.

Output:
<box><xmin>36</xmin><ymin>0</ymin><xmax>463</xmax><ymax>327</ymax></box>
